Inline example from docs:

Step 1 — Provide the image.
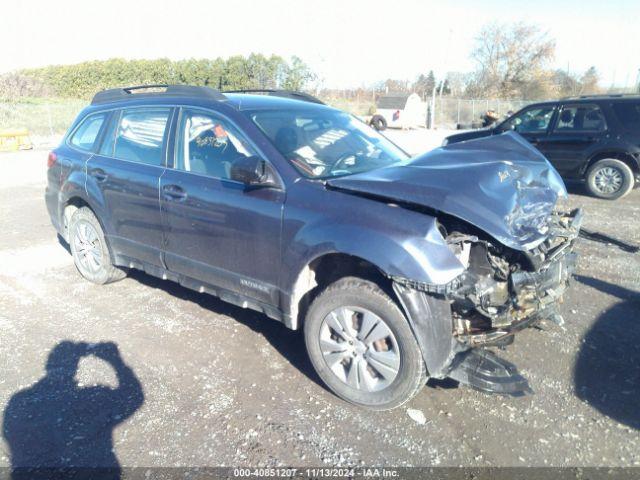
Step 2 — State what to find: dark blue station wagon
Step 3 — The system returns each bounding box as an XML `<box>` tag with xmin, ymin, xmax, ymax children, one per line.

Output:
<box><xmin>46</xmin><ymin>85</ymin><xmax>581</xmax><ymax>409</ymax></box>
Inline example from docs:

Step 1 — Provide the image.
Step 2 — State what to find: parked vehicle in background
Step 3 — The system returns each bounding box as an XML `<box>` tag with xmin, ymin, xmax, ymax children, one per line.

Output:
<box><xmin>370</xmin><ymin>93</ymin><xmax>425</xmax><ymax>131</ymax></box>
<box><xmin>46</xmin><ymin>85</ymin><xmax>580</xmax><ymax>409</ymax></box>
<box><xmin>443</xmin><ymin>95</ymin><xmax>640</xmax><ymax>200</ymax></box>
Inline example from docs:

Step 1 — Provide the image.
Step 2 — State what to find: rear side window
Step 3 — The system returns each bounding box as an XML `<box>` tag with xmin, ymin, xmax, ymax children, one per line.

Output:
<box><xmin>554</xmin><ymin>104</ymin><xmax>606</xmax><ymax>132</ymax></box>
<box><xmin>69</xmin><ymin>113</ymin><xmax>106</xmax><ymax>151</ymax></box>
<box><xmin>611</xmin><ymin>102</ymin><xmax>640</xmax><ymax>128</ymax></box>
<box><xmin>111</xmin><ymin>108</ymin><xmax>171</xmax><ymax>166</ymax></box>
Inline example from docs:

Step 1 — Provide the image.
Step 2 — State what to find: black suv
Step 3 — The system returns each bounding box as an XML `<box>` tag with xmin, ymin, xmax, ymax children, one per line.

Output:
<box><xmin>443</xmin><ymin>95</ymin><xmax>640</xmax><ymax>199</ymax></box>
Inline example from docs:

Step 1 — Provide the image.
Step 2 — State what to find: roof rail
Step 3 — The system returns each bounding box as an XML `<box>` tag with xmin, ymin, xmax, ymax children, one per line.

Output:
<box><xmin>223</xmin><ymin>89</ymin><xmax>325</xmax><ymax>105</ymax></box>
<box><xmin>91</xmin><ymin>84</ymin><xmax>227</xmax><ymax>105</ymax></box>
<box><xmin>560</xmin><ymin>93</ymin><xmax>640</xmax><ymax>100</ymax></box>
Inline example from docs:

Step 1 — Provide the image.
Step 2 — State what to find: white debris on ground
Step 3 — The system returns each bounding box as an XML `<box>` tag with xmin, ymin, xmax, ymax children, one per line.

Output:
<box><xmin>406</xmin><ymin>408</ymin><xmax>427</xmax><ymax>425</ymax></box>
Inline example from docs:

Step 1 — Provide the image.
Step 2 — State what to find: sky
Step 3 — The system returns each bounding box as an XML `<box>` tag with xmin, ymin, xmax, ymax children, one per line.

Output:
<box><xmin>1</xmin><ymin>0</ymin><xmax>639</xmax><ymax>89</ymax></box>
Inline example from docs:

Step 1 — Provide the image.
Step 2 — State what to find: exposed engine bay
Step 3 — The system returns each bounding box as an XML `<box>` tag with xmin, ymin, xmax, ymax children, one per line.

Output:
<box><xmin>445</xmin><ymin>208</ymin><xmax>582</xmax><ymax>347</ymax></box>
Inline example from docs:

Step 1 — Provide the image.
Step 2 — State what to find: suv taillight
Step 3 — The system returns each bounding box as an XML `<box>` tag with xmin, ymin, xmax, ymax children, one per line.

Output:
<box><xmin>47</xmin><ymin>151</ymin><xmax>57</xmax><ymax>168</ymax></box>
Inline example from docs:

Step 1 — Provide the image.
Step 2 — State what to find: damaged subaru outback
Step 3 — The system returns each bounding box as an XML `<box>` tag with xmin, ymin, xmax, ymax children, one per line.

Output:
<box><xmin>46</xmin><ymin>85</ymin><xmax>581</xmax><ymax>410</ymax></box>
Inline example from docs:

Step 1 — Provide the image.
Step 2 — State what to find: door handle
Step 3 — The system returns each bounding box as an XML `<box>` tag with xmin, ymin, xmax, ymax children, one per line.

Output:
<box><xmin>90</xmin><ymin>168</ymin><xmax>108</xmax><ymax>182</ymax></box>
<box><xmin>162</xmin><ymin>184</ymin><xmax>187</xmax><ymax>201</ymax></box>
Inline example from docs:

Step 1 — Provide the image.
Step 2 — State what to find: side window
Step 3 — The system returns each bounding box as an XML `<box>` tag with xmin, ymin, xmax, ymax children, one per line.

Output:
<box><xmin>112</xmin><ymin>108</ymin><xmax>171</xmax><ymax>166</ymax></box>
<box><xmin>554</xmin><ymin>104</ymin><xmax>606</xmax><ymax>132</ymax></box>
<box><xmin>175</xmin><ymin>109</ymin><xmax>256</xmax><ymax>180</ymax></box>
<box><xmin>505</xmin><ymin>106</ymin><xmax>555</xmax><ymax>134</ymax></box>
<box><xmin>69</xmin><ymin>113</ymin><xmax>106</xmax><ymax>151</ymax></box>
<box><xmin>611</xmin><ymin>102</ymin><xmax>640</xmax><ymax>128</ymax></box>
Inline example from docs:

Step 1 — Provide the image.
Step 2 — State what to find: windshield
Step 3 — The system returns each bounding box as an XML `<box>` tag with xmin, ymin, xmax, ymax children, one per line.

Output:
<box><xmin>247</xmin><ymin>108</ymin><xmax>409</xmax><ymax>178</ymax></box>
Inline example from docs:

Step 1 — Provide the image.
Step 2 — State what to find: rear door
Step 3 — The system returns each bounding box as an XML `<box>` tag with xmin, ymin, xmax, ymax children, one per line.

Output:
<box><xmin>539</xmin><ymin>103</ymin><xmax>608</xmax><ymax>177</ymax></box>
<box><xmin>87</xmin><ymin>106</ymin><xmax>173</xmax><ymax>267</ymax></box>
<box><xmin>160</xmin><ymin>107</ymin><xmax>284</xmax><ymax>306</ymax></box>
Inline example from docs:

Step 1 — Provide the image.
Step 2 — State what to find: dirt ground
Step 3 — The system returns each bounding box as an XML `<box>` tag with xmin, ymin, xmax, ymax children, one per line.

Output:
<box><xmin>0</xmin><ymin>138</ymin><xmax>638</xmax><ymax>469</ymax></box>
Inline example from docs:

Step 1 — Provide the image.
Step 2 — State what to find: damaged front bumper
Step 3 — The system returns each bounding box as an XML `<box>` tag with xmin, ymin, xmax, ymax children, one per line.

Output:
<box><xmin>393</xmin><ymin>208</ymin><xmax>582</xmax><ymax>395</ymax></box>
<box><xmin>451</xmin><ymin>208</ymin><xmax>582</xmax><ymax>348</ymax></box>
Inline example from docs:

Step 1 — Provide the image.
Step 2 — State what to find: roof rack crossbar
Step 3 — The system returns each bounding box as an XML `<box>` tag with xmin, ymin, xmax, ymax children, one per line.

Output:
<box><xmin>223</xmin><ymin>89</ymin><xmax>325</xmax><ymax>105</ymax></box>
<box><xmin>91</xmin><ymin>84</ymin><xmax>227</xmax><ymax>105</ymax></box>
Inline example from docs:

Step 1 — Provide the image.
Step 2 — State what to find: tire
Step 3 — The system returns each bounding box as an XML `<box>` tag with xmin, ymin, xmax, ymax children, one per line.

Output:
<box><xmin>586</xmin><ymin>159</ymin><xmax>634</xmax><ymax>200</ymax></box>
<box><xmin>304</xmin><ymin>277</ymin><xmax>426</xmax><ymax>410</ymax></box>
<box><xmin>370</xmin><ymin>115</ymin><xmax>387</xmax><ymax>131</ymax></box>
<box><xmin>69</xmin><ymin>207</ymin><xmax>126</xmax><ymax>284</ymax></box>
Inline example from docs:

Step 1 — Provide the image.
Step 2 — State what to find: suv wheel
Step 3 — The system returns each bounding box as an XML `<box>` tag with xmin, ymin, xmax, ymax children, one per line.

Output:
<box><xmin>304</xmin><ymin>277</ymin><xmax>426</xmax><ymax>410</ymax></box>
<box><xmin>69</xmin><ymin>207</ymin><xmax>126</xmax><ymax>284</ymax></box>
<box><xmin>586</xmin><ymin>159</ymin><xmax>634</xmax><ymax>200</ymax></box>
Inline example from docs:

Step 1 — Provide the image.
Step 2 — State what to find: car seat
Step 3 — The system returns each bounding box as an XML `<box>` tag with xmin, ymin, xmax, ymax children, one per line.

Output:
<box><xmin>559</xmin><ymin>109</ymin><xmax>574</xmax><ymax>128</ymax></box>
<box><xmin>274</xmin><ymin>127</ymin><xmax>299</xmax><ymax>155</ymax></box>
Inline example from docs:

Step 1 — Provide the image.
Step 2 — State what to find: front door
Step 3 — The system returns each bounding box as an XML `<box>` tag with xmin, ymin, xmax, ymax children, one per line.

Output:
<box><xmin>87</xmin><ymin>107</ymin><xmax>172</xmax><ymax>266</ymax></box>
<box><xmin>160</xmin><ymin>107</ymin><xmax>284</xmax><ymax>306</ymax></box>
<box><xmin>502</xmin><ymin>105</ymin><xmax>557</xmax><ymax>156</ymax></box>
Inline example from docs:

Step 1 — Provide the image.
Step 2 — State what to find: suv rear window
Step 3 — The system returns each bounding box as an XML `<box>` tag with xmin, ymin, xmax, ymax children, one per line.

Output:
<box><xmin>69</xmin><ymin>113</ymin><xmax>106</xmax><ymax>151</ymax></box>
<box><xmin>611</xmin><ymin>102</ymin><xmax>640</xmax><ymax>128</ymax></box>
<box><xmin>110</xmin><ymin>108</ymin><xmax>171</xmax><ymax>166</ymax></box>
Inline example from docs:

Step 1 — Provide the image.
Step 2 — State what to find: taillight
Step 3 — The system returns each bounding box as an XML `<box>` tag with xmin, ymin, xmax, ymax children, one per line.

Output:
<box><xmin>47</xmin><ymin>151</ymin><xmax>57</xmax><ymax>168</ymax></box>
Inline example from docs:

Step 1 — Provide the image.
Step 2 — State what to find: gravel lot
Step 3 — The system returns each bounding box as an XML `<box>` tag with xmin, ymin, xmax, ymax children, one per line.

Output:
<box><xmin>0</xmin><ymin>132</ymin><xmax>639</xmax><ymax>469</ymax></box>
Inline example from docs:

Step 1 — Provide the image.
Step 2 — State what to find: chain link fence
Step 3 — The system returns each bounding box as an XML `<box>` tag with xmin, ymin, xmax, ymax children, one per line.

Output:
<box><xmin>434</xmin><ymin>97</ymin><xmax>540</xmax><ymax>130</ymax></box>
<box><xmin>0</xmin><ymin>100</ymin><xmax>85</xmax><ymax>137</ymax></box>
<box><xmin>0</xmin><ymin>97</ymin><xmax>541</xmax><ymax>140</ymax></box>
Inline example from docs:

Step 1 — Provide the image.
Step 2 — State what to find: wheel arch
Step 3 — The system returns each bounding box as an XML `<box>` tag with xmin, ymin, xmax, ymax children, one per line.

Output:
<box><xmin>584</xmin><ymin>150</ymin><xmax>639</xmax><ymax>176</ymax></box>
<box><xmin>287</xmin><ymin>252</ymin><xmax>397</xmax><ymax>331</ymax></box>
<box><xmin>62</xmin><ymin>195</ymin><xmax>117</xmax><ymax>264</ymax></box>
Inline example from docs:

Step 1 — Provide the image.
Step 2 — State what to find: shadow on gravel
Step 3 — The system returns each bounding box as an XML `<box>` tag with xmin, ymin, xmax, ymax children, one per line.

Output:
<box><xmin>564</xmin><ymin>181</ymin><xmax>592</xmax><ymax>198</ymax></box>
<box><xmin>2</xmin><ymin>341</ymin><xmax>144</xmax><ymax>479</ymax></box>
<box><xmin>574</xmin><ymin>275</ymin><xmax>640</xmax><ymax>430</ymax></box>
<box><xmin>128</xmin><ymin>270</ymin><xmax>326</xmax><ymax>391</ymax></box>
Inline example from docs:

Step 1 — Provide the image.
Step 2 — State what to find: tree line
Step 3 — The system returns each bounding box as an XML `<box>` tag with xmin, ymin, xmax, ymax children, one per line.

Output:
<box><xmin>0</xmin><ymin>54</ymin><xmax>315</xmax><ymax>99</ymax></box>
<box><xmin>359</xmin><ymin>23</ymin><xmax>621</xmax><ymax>101</ymax></box>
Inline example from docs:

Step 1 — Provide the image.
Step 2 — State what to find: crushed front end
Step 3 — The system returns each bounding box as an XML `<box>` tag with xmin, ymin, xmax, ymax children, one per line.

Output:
<box><xmin>393</xmin><ymin>208</ymin><xmax>582</xmax><ymax>395</ymax></box>
<box><xmin>448</xmin><ymin>208</ymin><xmax>582</xmax><ymax>348</ymax></box>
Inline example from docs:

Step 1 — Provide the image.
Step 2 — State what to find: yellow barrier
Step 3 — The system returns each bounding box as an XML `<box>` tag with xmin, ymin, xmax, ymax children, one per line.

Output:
<box><xmin>0</xmin><ymin>129</ymin><xmax>33</xmax><ymax>151</ymax></box>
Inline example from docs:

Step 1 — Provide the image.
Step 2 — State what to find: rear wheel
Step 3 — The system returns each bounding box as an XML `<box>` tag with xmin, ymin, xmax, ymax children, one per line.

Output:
<box><xmin>304</xmin><ymin>277</ymin><xmax>426</xmax><ymax>410</ymax></box>
<box><xmin>69</xmin><ymin>207</ymin><xmax>126</xmax><ymax>284</ymax></box>
<box><xmin>586</xmin><ymin>159</ymin><xmax>634</xmax><ymax>200</ymax></box>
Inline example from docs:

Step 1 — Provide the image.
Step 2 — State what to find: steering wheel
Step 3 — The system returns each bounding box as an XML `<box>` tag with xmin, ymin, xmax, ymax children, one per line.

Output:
<box><xmin>329</xmin><ymin>153</ymin><xmax>357</xmax><ymax>175</ymax></box>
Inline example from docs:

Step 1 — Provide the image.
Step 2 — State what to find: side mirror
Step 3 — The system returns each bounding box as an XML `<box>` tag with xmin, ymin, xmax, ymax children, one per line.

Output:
<box><xmin>230</xmin><ymin>156</ymin><xmax>279</xmax><ymax>188</ymax></box>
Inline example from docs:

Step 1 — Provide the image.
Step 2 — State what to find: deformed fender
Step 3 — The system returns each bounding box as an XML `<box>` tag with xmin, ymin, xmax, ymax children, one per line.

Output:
<box><xmin>392</xmin><ymin>283</ymin><xmax>465</xmax><ymax>378</ymax></box>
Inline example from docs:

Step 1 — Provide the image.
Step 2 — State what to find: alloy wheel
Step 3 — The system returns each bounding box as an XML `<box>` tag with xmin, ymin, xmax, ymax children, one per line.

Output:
<box><xmin>319</xmin><ymin>306</ymin><xmax>401</xmax><ymax>392</ymax></box>
<box><xmin>593</xmin><ymin>166</ymin><xmax>623</xmax><ymax>194</ymax></box>
<box><xmin>73</xmin><ymin>221</ymin><xmax>103</xmax><ymax>273</ymax></box>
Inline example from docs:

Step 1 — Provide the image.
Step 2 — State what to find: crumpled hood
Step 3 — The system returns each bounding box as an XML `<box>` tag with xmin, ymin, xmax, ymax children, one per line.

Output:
<box><xmin>327</xmin><ymin>132</ymin><xmax>567</xmax><ymax>251</ymax></box>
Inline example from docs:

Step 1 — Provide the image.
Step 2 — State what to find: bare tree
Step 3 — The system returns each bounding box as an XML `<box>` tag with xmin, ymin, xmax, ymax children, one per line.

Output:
<box><xmin>469</xmin><ymin>22</ymin><xmax>556</xmax><ymax>99</ymax></box>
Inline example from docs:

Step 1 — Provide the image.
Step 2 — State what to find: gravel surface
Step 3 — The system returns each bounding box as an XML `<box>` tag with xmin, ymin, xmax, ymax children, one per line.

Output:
<box><xmin>0</xmin><ymin>144</ymin><xmax>638</xmax><ymax>468</ymax></box>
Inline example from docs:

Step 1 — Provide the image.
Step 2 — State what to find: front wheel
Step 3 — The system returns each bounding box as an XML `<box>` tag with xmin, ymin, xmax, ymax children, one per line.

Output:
<box><xmin>586</xmin><ymin>159</ymin><xmax>634</xmax><ymax>200</ymax></box>
<box><xmin>304</xmin><ymin>277</ymin><xmax>426</xmax><ymax>410</ymax></box>
<box><xmin>69</xmin><ymin>207</ymin><xmax>127</xmax><ymax>284</ymax></box>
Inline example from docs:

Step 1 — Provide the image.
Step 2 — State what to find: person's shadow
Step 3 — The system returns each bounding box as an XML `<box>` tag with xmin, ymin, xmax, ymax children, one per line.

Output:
<box><xmin>574</xmin><ymin>276</ymin><xmax>640</xmax><ymax>430</ymax></box>
<box><xmin>2</xmin><ymin>341</ymin><xmax>144</xmax><ymax>479</ymax></box>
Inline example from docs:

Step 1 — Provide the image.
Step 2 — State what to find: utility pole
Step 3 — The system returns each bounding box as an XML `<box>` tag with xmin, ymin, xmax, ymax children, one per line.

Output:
<box><xmin>429</xmin><ymin>84</ymin><xmax>437</xmax><ymax>129</ymax></box>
